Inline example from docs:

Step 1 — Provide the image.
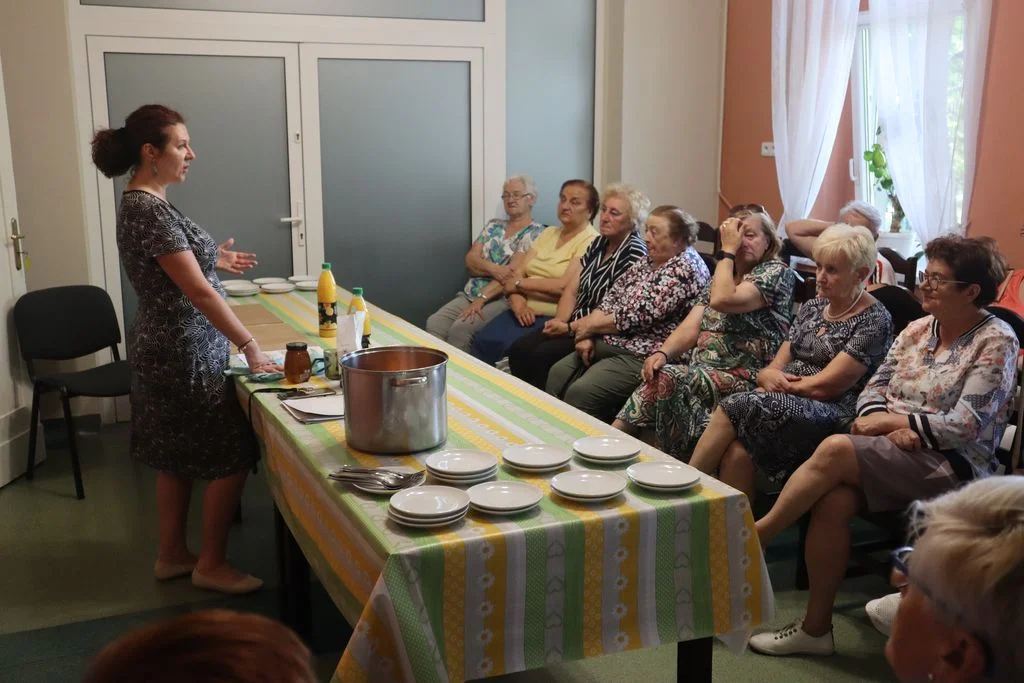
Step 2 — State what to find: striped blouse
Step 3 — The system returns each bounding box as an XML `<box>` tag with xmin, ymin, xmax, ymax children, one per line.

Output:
<box><xmin>569</xmin><ymin>232</ymin><xmax>647</xmax><ymax>321</ymax></box>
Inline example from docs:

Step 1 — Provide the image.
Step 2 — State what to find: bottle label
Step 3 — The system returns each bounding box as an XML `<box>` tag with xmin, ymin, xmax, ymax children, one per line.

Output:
<box><xmin>319</xmin><ymin>301</ymin><xmax>337</xmax><ymax>331</ymax></box>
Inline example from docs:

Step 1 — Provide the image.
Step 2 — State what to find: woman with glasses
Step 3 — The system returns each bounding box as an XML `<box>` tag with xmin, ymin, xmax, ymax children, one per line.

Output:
<box><xmin>507</xmin><ymin>184</ymin><xmax>649</xmax><ymax>388</ymax></box>
<box><xmin>426</xmin><ymin>175</ymin><xmax>546</xmax><ymax>351</ymax></box>
<box><xmin>469</xmin><ymin>180</ymin><xmax>607</xmax><ymax>365</ymax></box>
<box><xmin>885</xmin><ymin>476</ymin><xmax>1024</xmax><ymax>683</ymax></box>
<box><xmin>747</xmin><ymin>235</ymin><xmax>1019</xmax><ymax>657</ymax></box>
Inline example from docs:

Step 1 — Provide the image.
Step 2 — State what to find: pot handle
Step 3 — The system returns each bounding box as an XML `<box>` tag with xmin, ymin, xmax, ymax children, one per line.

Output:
<box><xmin>390</xmin><ymin>376</ymin><xmax>428</xmax><ymax>387</ymax></box>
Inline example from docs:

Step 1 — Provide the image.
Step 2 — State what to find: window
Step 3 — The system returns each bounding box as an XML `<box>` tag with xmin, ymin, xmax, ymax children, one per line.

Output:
<box><xmin>850</xmin><ymin>10</ymin><xmax>966</xmax><ymax>232</ymax></box>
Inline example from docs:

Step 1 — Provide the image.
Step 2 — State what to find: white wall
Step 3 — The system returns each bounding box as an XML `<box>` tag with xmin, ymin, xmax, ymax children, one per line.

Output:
<box><xmin>602</xmin><ymin>0</ymin><xmax>727</xmax><ymax>223</ymax></box>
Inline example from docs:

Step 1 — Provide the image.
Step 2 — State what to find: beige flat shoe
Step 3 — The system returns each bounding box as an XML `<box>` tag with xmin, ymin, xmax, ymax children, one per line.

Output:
<box><xmin>154</xmin><ymin>560</ymin><xmax>197</xmax><ymax>581</ymax></box>
<box><xmin>191</xmin><ymin>568</ymin><xmax>264</xmax><ymax>595</ymax></box>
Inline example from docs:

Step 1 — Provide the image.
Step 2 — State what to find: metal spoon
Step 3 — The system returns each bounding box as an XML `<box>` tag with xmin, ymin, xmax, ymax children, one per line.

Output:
<box><xmin>329</xmin><ymin>469</ymin><xmax>425</xmax><ymax>489</ymax></box>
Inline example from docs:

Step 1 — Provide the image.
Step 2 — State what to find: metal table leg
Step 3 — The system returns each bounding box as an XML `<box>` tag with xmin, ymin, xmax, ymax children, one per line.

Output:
<box><xmin>677</xmin><ymin>636</ymin><xmax>713</xmax><ymax>683</ymax></box>
<box><xmin>275</xmin><ymin>504</ymin><xmax>312</xmax><ymax>641</ymax></box>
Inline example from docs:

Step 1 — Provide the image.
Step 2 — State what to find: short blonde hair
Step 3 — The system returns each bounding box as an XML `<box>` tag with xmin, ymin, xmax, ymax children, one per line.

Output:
<box><xmin>602</xmin><ymin>183</ymin><xmax>651</xmax><ymax>232</ymax></box>
<box><xmin>908</xmin><ymin>476</ymin><xmax>1024</xmax><ymax>682</ymax></box>
<box><xmin>812</xmin><ymin>223</ymin><xmax>877</xmax><ymax>275</ymax></box>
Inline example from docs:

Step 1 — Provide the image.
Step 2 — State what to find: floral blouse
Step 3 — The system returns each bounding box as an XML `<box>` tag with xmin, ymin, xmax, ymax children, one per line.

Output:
<box><xmin>570</xmin><ymin>232</ymin><xmax>647</xmax><ymax>321</ymax></box>
<box><xmin>462</xmin><ymin>218</ymin><xmax>546</xmax><ymax>298</ymax></box>
<box><xmin>598</xmin><ymin>247</ymin><xmax>710</xmax><ymax>356</ymax></box>
<box><xmin>857</xmin><ymin>314</ymin><xmax>1019</xmax><ymax>480</ymax></box>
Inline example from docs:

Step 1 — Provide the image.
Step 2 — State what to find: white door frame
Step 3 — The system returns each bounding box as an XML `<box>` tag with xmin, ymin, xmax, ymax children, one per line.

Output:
<box><xmin>0</xmin><ymin>53</ymin><xmax>38</xmax><ymax>487</ymax></box>
<box><xmin>86</xmin><ymin>37</ymin><xmax>306</xmax><ymax>350</ymax></box>
<box><xmin>299</xmin><ymin>43</ymin><xmax>486</xmax><ymax>266</ymax></box>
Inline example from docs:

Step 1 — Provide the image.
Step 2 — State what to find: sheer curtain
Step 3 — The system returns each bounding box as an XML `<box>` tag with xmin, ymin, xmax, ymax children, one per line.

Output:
<box><xmin>870</xmin><ymin>0</ymin><xmax>991</xmax><ymax>242</ymax></box>
<box><xmin>772</xmin><ymin>0</ymin><xmax>860</xmax><ymax>233</ymax></box>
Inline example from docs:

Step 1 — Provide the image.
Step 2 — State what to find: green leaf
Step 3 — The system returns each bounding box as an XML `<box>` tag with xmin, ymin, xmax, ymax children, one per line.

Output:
<box><xmin>863</xmin><ymin>150</ymin><xmax>873</xmax><ymax>161</ymax></box>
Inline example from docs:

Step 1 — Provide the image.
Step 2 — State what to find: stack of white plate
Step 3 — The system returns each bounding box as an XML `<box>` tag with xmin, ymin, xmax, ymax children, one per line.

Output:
<box><xmin>388</xmin><ymin>485</ymin><xmax>470</xmax><ymax>528</ymax></box>
<box><xmin>295</xmin><ymin>281</ymin><xmax>318</xmax><ymax>291</ymax></box>
<box><xmin>626</xmin><ymin>461</ymin><xmax>702</xmax><ymax>493</ymax></box>
<box><xmin>253</xmin><ymin>277</ymin><xmax>288</xmax><ymax>285</ymax></box>
<box><xmin>288</xmin><ymin>274</ymin><xmax>314</xmax><ymax>282</ymax></box>
<box><xmin>468</xmin><ymin>481</ymin><xmax>543</xmax><ymax>515</ymax></box>
<box><xmin>222</xmin><ymin>280</ymin><xmax>259</xmax><ymax>297</ymax></box>
<box><xmin>550</xmin><ymin>470</ymin><xmax>627</xmax><ymax>503</ymax></box>
<box><xmin>502</xmin><ymin>444</ymin><xmax>572</xmax><ymax>473</ymax></box>
<box><xmin>425</xmin><ymin>450</ymin><xmax>498</xmax><ymax>485</ymax></box>
<box><xmin>260</xmin><ymin>282</ymin><xmax>296</xmax><ymax>294</ymax></box>
<box><xmin>572</xmin><ymin>436</ymin><xmax>640</xmax><ymax>466</ymax></box>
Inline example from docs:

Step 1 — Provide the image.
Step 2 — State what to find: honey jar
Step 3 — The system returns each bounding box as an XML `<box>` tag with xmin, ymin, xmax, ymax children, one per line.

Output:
<box><xmin>284</xmin><ymin>342</ymin><xmax>312</xmax><ymax>384</ymax></box>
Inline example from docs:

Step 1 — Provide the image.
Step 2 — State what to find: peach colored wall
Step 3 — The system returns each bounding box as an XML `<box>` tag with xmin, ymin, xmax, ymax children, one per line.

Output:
<box><xmin>721</xmin><ymin>0</ymin><xmax>1021</xmax><ymax>266</ymax></box>
<box><xmin>968</xmin><ymin>0</ymin><xmax>1024</xmax><ymax>267</ymax></box>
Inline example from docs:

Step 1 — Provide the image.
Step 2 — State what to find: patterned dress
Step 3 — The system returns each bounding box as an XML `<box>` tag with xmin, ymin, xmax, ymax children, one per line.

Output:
<box><xmin>462</xmin><ymin>218</ymin><xmax>546</xmax><ymax>297</ymax></box>
<box><xmin>721</xmin><ymin>297</ymin><xmax>893</xmax><ymax>483</ymax></box>
<box><xmin>117</xmin><ymin>190</ymin><xmax>256</xmax><ymax>479</ymax></box>
<box><xmin>616</xmin><ymin>260</ymin><xmax>795</xmax><ymax>460</ymax></box>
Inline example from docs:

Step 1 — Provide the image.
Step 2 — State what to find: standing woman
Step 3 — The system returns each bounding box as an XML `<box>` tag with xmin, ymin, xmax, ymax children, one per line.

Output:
<box><xmin>92</xmin><ymin>105</ymin><xmax>275</xmax><ymax>594</ymax></box>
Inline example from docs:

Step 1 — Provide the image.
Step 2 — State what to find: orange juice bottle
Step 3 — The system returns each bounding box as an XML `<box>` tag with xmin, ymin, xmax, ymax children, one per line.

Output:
<box><xmin>348</xmin><ymin>287</ymin><xmax>371</xmax><ymax>348</ymax></box>
<box><xmin>317</xmin><ymin>263</ymin><xmax>337</xmax><ymax>338</ymax></box>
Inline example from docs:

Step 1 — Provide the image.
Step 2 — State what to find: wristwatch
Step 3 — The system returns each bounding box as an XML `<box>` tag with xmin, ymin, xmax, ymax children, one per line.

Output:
<box><xmin>513</xmin><ymin>279</ymin><xmax>522</xmax><ymax>291</ymax></box>
<box><xmin>715</xmin><ymin>250</ymin><xmax>736</xmax><ymax>261</ymax></box>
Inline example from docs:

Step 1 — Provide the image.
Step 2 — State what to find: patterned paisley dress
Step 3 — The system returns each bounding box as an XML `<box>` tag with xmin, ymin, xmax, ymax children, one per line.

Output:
<box><xmin>615</xmin><ymin>259</ymin><xmax>795</xmax><ymax>460</ymax></box>
<box><xmin>117</xmin><ymin>190</ymin><xmax>256</xmax><ymax>479</ymax></box>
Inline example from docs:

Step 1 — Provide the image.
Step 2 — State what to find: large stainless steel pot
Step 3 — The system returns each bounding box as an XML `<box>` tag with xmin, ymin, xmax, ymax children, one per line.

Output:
<box><xmin>339</xmin><ymin>346</ymin><xmax>448</xmax><ymax>453</ymax></box>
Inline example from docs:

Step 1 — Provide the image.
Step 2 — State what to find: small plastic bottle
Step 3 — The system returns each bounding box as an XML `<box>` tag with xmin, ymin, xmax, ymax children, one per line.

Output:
<box><xmin>317</xmin><ymin>263</ymin><xmax>337</xmax><ymax>338</ymax></box>
<box><xmin>348</xmin><ymin>287</ymin><xmax>372</xmax><ymax>348</ymax></box>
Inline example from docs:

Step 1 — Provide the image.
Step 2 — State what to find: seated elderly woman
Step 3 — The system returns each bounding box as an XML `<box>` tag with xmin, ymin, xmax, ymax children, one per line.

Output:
<box><xmin>469</xmin><ymin>179</ymin><xmax>601</xmax><ymax>365</ymax></box>
<box><xmin>508</xmin><ymin>186</ymin><xmax>648</xmax><ymax>388</ymax></box>
<box><xmin>612</xmin><ymin>211</ymin><xmax>795</xmax><ymax>458</ymax></box>
<box><xmin>426</xmin><ymin>175</ymin><xmax>546</xmax><ymax>351</ymax></box>
<box><xmin>545</xmin><ymin>206</ymin><xmax>710</xmax><ymax>422</ymax></box>
<box><xmin>688</xmin><ymin>224</ymin><xmax>893</xmax><ymax>499</ymax></box>
<box><xmin>885</xmin><ymin>476</ymin><xmax>1024</xmax><ymax>683</ymax></box>
<box><xmin>746</xmin><ymin>235</ymin><xmax>1019</xmax><ymax>658</ymax></box>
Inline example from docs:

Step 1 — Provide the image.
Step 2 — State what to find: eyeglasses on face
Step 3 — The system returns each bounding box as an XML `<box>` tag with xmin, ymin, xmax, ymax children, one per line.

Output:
<box><xmin>917</xmin><ymin>271</ymin><xmax>969</xmax><ymax>289</ymax></box>
<box><xmin>730</xmin><ymin>203</ymin><xmax>766</xmax><ymax>216</ymax></box>
<box><xmin>501</xmin><ymin>192</ymin><xmax>532</xmax><ymax>200</ymax></box>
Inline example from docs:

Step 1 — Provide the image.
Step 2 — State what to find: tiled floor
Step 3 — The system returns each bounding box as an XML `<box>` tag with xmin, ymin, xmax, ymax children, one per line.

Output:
<box><xmin>0</xmin><ymin>423</ymin><xmax>898</xmax><ymax>681</ymax></box>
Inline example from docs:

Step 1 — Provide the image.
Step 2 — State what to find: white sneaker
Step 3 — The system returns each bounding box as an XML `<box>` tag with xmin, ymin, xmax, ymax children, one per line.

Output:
<box><xmin>749</xmin><ymin>619</ymin><xmax>835</xmax><ymax>656</ymax></box>
<box><xmin>865</xmin><ymin>592</ymin><xmax>901</xmax><ymax>636</ymax></box>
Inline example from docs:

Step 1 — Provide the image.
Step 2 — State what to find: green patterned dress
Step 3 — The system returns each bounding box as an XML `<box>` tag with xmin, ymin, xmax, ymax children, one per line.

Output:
<box><xmin>615</xmin><ymin>259</ymin><xmax>795</xmax><ymax>460</ymax></box>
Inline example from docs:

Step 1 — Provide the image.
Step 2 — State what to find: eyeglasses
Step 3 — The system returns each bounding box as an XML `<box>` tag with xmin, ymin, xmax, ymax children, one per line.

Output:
<box><xmin>730</xmin><ymin>203</ymin><xmax>766</xmax><ymax>217</ymax></box>
<box><xmin>918</xmin><ymin>271</ymin><xmax>969</xmax><ymax>289</ymax></box>
<box><xmin>501</xmin><ymin>192</ymin><xmax>532</xmax><ymax>201</ymax></box>
<box><xmin>891</xmin><ymin>547</ymin><xmax>994</xmax><ymax>676</ymax></box>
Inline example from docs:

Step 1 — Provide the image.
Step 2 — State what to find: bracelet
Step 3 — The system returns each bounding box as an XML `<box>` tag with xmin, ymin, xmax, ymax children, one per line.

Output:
<box><xmin>653</xmin><ymin>350</ymin><xmax>669</xmax><ymax>362</ymax></box>
<box><xmin>238</xmin><ymin>337</ymin><xmax>256</xmax><ymax>353</ymax></box>
<box><xmin>715</xmin><ymin>250</ymin><xmax>736</xmax><ymax>261</ymax></box>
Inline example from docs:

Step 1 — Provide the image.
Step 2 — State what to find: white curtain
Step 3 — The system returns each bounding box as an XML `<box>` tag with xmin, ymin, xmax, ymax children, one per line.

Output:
<box><xmin>772</xmin><ymin>0</ymin><xmax>860</xmax><ymax>234</ymax></box>
<box><xmin>870</xmin><ymin>0</ymin><xmax>992</xmax><ymax>243</ymax></box>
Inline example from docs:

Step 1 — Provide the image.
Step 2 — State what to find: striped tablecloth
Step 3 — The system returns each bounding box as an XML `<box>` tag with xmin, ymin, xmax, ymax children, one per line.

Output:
<box><xmin>231</xmin><ymin>289</ymin><xmax>774</xmax><ymax>683</ymax></box>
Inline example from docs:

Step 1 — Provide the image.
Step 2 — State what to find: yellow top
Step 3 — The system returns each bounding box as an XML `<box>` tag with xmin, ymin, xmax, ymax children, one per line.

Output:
<box><xmin>523</xmin><ymin>223</ymin><xmax>597</xmax><ymax>316</ymax></box>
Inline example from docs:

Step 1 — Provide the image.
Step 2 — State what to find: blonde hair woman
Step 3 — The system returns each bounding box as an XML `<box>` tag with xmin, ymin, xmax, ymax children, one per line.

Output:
<box><xmin>886</xmin><ymin>477</ymin><xmax>1024</xmax><ymax>682</ymax></box>
<box><xmin>689</xmin><ymin>224</ymin><xmax>893</xmax><ymax>499</ymax></box>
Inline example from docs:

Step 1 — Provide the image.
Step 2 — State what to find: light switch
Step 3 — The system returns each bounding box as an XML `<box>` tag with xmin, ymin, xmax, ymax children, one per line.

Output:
<box><xmin>760</xmin><ymin>142</ymin><xmax>775</xmax><ymax>157</ymax></box>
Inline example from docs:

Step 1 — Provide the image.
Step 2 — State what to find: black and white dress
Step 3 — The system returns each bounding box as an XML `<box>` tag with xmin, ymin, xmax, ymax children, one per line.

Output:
<box><xmin>721</xmin><ymin>297</ymin><xmax>893</xmax><ymax>483</ymax></box>
<box><xmin>117</xmin><ymin>190</ymin><xmax>256</xmax><ymax>479</ymax></box>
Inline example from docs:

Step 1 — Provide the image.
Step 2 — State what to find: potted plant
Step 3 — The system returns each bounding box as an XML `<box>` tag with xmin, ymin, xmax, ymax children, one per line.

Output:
<box><xmin>863</xmin><ymin>136</ymin><xmax>906</xmax><ymax>233</ymax></box>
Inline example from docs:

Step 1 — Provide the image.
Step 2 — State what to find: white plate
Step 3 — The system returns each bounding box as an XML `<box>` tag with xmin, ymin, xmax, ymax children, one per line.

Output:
<box><xmin>575</xmin><ymin>452</ymin><xmax>638</xmax><ymax>466</ymax></box>
<box><xmin>626</xmin><ymin>461</ymin><xmax>701</xmax><ymax>490</ymax></box>
<box><xmin>253</xmin><ymin>277</ymin><xmax>288</xmax><ymax>285</ymax></box>
<box><xmin>288</xmin><ymin>274</ymin><xmax>314</xmax><ymax>282</ymax></box>
<box><xmin>553</xmin><ymin>491</ymin><xmax>624</xmax><ymax>504</ymax></box>
<box><xmin>426</xmin><ymin>465</ymin><xmax>498</xmax><ymax>481</ymax></box>
<box><xmin>572</xmin><ymin>436</ymin><xmax>640</xmax><ymax>461</ymax></box>
<box><xmin>221</xmin><ymin>279</ymin><xmax>254</xmax><ymax>289</ymax></box>
<box><xmin>425</xmin><ymin>449</ymin><xmax>498</xmax><ymax>476</ymax></box>
<box><xmin>388</xmin><ymin>504</ymin><xmax>465</xmax><ymax>524</ymax></box>
<box><xmin>389</xmin><ymin>485</ymin><xmax>470</xmax><ymax>518</ymax></box>
<box><xmin>468</xmin><ymin>481</ymin><xmax>543</xmax><ymax>512</ymax></box>
<box><xmin>503</xmin><ymin>462</ymin><xmax>568</xmax><ymax>474</ymax></box>
<box><xmin>388</xmin><ymin>509</ymin><xmax>467</xmax><ymax>528</ymax></box>
<box><xmin>428</xmin><ymin>472</ymin><xmax>496</xmax><ymax>486</ymax></box>
<box><xmin>226</xmin><ymin>287</ymin><xmax>259</xmax><ymax>297</ymax></box>
<box><xmin>295</xmin><ymin>281</ymin><xmax>318</xmax><ymax>291</ymax></box>
<box><xmin>550</xmin><ymin>471</ymin><xmax>627</xmax><ymax>499</ymax></box>
<box><xmin>503</xmin><ymin>444</ymin><xmax>572</xmax><ymax>470</ymax></box>
<box><xmin>261</xmin><ymin>282</ymin><xmax>296</xmax><ymax>294</ymax></box>
<box><xmin>350</xmin><ymin>466</ymin><xmax>422</xmax><ymax>495</ymax></box>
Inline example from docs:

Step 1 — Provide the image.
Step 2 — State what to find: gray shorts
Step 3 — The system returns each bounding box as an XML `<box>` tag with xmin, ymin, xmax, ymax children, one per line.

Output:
<box><xmin>850</xmin><ymin>435</ymin><xmax>963</xmax><ymax>512</ymax></box>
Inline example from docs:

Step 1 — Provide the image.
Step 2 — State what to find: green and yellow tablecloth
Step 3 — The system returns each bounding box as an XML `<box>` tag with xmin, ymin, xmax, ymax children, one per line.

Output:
<box><xmin>230</xmin><ymin>289</ymin><xmax>774</xmax><ymax>683</ymax></box>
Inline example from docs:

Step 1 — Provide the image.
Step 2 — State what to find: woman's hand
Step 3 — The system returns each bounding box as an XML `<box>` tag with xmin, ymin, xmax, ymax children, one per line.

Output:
<box><xmin>572</xmin><ymin>316</ymin><xmax>595</xmax><ymax>340</ymax></box>
<box><xmin>718</xmin><ymin>217</ymin><xmax>743</xmax><ymax>254</ymax></box>
<box><xmin>757</xmin><ymin>367</ymin><xmax>800</xmax><ymax>393</ymax></box>
<box><xmin>216</xmin><ymin>238</ymin><xmax>258</xmax><ymax>275</ymax></box>
<box><xmin>851</xmin><ymin>413</ymin><xmax>904</xmax><ymax>436</ymax></box>
<box><xmin>490</xmin><ymin>264</ymin><xmax>514</xmax><ymax>286</ymax></box>
<box><xmin>459</xmin><ymin>298</ymin><xmax>487</xmax><ymax>322</ymax></box>
<box><xmin>576</xmin><ymin>338</ymin><xmax>596</xmax><ymax>367</ymax></box>
<box><xmin>244</xmin><ymin>343</ymin><xmax>281</xmax><ymax>373</ymax></box>
<box><xmin>886</xmin><ymin>428</ymin><xmax>921</xmax><ymax>451</ymax></box>
<box><xmin>509</xmin><ymin>296</ymin><xmax>536</xmax><ymax>327</ymax></box>
<box><xmin>543</xmin><ymin>319</ymin><xmax>570</xmax><ymax>336</ymax></box>
<box><xmin>641</xmin><ymin>352</ymin><xmax>667</xmax><ymax>382</ymax></box>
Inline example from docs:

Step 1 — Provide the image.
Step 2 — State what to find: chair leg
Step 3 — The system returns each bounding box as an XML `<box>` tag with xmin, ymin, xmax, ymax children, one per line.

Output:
<box><xmin>25</xmin><ymin>384</ymin><xmax>42</xmax><ymax>480</ymax></box>
<box><xmin>795</xmin><ymin>514</ymin><xmax>811</xmax><ymax>591</ymax></box>
<box><xmin>60</xmin><ymin>389</ymin><xmax>85</xmax><ymax>500</ymax></box>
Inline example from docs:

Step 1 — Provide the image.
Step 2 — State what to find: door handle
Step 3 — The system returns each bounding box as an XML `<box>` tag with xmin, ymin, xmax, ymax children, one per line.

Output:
<box><xmin>280</xmin><ymin>216</ymin><xmax>303</xmax><ymax>224</ymax></box>
<box><xmin>9</xmin><ymin>217</ymin><xmax>26</xmax><ymax>271</ymax></box>
<box><xmin>281</xmin><ymin>200</ymin><xmax>305</xmax><ymax>247</ymax></box>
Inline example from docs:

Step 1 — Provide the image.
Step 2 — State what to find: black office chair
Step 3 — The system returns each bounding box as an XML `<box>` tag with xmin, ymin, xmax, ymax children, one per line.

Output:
<box><xmin>871</xmin><ymin>284</ymin><xmax>925</xmax><ymax>336</ymax></box>
<box><xmin>13</xmin><ymin>285</ymin><xmax>131</xmax><ymax>499</ymax></box>
<box><xmin>878</xmin><ymin>247</ymin><xmax>924</xmax><ymax>292</ymax></box>
<box><xmin>695</xmin><ymin>221</ymin><xmax>718</xmax><ymax>257</ymax></box>
<box><xmin>987</xmin><ymin>305</ymin><xmax>1024</xmax><ymax>471</ymax></box>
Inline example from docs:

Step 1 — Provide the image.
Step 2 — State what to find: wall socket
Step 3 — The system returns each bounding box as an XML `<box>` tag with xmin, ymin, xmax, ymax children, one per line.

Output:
<box><xmin>760</xmin><ymin>141</ymin><xmax>775</xmax><ymax>157</ymax></box>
